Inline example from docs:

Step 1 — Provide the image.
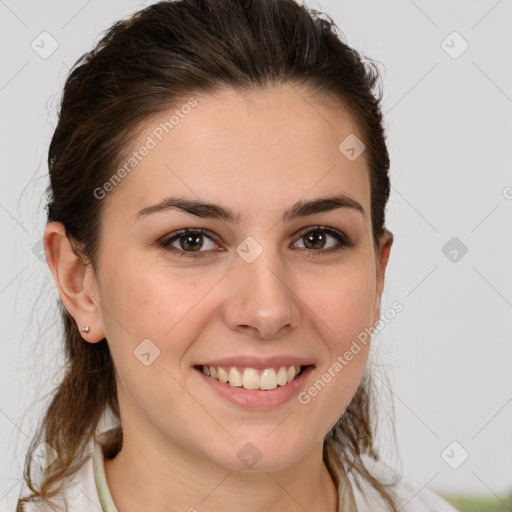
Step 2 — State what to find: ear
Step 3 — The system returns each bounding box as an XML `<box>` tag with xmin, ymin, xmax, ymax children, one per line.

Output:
<box><xmin>43</xmin><ymin>221</ymin><xmax>105</xmax><ymax>343</ymax></box>
<box><xmin>373</xmin><ymin>228</ymin><xmax>394</xmax><ymax>325</ymax></box>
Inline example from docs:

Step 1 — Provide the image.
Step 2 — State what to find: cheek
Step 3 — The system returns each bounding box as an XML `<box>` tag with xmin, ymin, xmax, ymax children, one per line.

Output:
<box><xmin>100</xmin><ymin>258</ymin><xmax>219</xmax><ymax>356</ymax></box>
<box><xmin>307</xmin><ymin>262</ymin><xmax>376</xmax><ymax>349</ymax></box>
<box><xmin>303</xmin><ymin>268</ymin><xmax>375</xmax><ymax>421</ymax></box>
<box><xmin>95</xmin><ymin>255</ymin><xmax>173</xmax><ymax>363</ymax></box>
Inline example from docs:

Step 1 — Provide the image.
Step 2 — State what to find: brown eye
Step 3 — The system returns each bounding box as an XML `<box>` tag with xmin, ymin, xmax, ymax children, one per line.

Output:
<box><xmin>293</xmin><ymin>226</ymin><xmax>351</xmax><ymax>255</ymax></box>
<box><xmin>159</xmin><ymin>226</ymin><xmax>351</xmax><ymax>259</ymax></box>
<box><xmin>302</xmin><ymin>230</ymin><xmax>328</xmax><ymax>250</ymax></box>
<box><xmin>177</xmin><ymin>233</ymin><xmax>203</xmax><ymax>252</ymax></box>
<box><xmin>159</xmin><ymin>229</ymin><xmax>218</xmax><ymax>257</ymax></box>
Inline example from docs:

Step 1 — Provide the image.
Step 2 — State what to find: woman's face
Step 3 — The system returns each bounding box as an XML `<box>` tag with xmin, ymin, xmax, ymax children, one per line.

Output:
<box><xmin>87</xmin><ymin>85</ymin><xmax>392</xmax><ymax>471</ymax></box>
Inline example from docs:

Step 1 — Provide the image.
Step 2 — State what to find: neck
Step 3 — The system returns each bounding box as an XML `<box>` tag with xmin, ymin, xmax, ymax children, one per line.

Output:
<box><xmin>102</xmin><ymin>425</ymin><xmax>339</xmax><ymax>512</ymax></box>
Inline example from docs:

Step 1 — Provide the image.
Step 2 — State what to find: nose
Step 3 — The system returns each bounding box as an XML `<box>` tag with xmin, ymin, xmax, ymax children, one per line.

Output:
<box><xmin>223</xmin><ymin>246</ymin><xmax>301</xmax><ymax>340</ymax></box>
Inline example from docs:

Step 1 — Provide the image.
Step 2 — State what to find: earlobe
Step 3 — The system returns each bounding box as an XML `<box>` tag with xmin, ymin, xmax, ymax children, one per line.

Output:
<box><xmin>43</xmin><ymin>222</ymin><xmax>105</xmax><ymax>343</ymax></box>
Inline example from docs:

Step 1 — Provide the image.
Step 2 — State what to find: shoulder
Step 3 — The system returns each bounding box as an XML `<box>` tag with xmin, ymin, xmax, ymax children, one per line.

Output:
<box><xmin>19</xmin><ymin>453</ymin><xmax>100</xmax><ymax>512</ymax></box>
<box><xmin>348</xmin><ymin>454</ymin><xmax>460</xmax><ymax>512</ymax></box>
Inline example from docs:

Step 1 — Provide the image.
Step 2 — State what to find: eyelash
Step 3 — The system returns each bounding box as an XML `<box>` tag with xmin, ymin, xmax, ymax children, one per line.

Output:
<box><xmin>158</xmin><ymin>225</ymin><xmax>352</xmax><ymax>258</ymax></box>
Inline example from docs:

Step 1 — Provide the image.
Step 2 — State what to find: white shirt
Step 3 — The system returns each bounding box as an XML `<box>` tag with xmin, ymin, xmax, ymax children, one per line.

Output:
<box><xmin>21</xmin><ymin>432</ymin><xmax>459</xmax><ymax>512</ymax></box>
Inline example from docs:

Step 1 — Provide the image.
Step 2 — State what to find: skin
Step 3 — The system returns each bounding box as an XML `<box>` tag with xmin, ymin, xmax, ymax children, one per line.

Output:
<box><xmin>44</xmin><ymin>84</ymin><xmax>393</xmax><ymax>512</ymax></box>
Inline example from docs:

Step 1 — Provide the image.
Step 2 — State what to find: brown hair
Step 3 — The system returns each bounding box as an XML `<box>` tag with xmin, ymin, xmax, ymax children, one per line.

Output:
<box><xmin>17</xmin><ymin>0</ymin><xmax>399</xmax><ymax>510</ymax></box>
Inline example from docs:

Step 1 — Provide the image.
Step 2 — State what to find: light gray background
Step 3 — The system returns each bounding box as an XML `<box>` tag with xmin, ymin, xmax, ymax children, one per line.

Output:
<box><xmin>1</xmin><ymin>0</ymin><xmax>511</xmax><ymax>510</ymax></box>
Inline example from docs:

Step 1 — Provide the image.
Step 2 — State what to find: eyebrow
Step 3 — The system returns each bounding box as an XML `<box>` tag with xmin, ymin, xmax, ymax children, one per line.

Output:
<box><xmin>135</xmin><ymin>193</ymin><xmax>366</xmax><ymax>223</ymax></box>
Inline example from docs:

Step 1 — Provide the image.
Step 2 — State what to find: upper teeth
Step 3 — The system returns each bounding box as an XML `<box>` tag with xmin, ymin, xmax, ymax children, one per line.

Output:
<box><xmin>201</xmin><ymin>365</ymin><xmax>303</xmax><ymax>390</ymax></box>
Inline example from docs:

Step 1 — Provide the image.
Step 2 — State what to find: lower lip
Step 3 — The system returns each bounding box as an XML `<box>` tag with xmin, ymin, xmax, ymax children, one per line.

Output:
<box><xmin>194</xmin><ymin>366</ymin><xmax>315</xmax><ymax>410</ymax></box>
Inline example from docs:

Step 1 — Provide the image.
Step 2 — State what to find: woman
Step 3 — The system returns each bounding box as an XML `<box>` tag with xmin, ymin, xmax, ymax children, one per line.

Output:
<box><xmin>16</xmin><ymin>0</ymin><xmax>458</xmax><ymax>511</ymax></box>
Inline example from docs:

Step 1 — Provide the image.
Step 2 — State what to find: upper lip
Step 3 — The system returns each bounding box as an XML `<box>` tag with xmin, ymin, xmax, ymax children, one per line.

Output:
<box><xmin>194</xmin><ymin>355</ymin><xmax>315</xmax><ymax>369</ymax></box>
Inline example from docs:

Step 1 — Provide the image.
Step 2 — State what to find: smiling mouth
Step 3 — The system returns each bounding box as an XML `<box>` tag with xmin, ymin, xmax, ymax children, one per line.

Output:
<box><xmin>194</xmin><ymin>364</ymin><xmax>311</xmax><ymax>391</ymax></box>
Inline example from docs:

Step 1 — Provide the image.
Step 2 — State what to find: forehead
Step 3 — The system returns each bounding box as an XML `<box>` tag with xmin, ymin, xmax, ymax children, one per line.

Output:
<box><xmin>103</xmin><ymin>85</ymin><xmax>371</xmax><ymax>223</ymax></box>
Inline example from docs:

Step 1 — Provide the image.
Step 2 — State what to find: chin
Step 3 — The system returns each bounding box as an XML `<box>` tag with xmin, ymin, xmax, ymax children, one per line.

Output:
<box><xmin>205</xmin><ymin>435</ymin><xmax>315</xmax><ymax>473</ymax></box>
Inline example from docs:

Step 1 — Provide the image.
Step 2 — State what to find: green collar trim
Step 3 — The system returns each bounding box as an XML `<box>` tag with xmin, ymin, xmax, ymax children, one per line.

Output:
<box><xmin>92</xmin><ymin>441</ymin><xmax>119</xmax><ymax>512</ymax></box>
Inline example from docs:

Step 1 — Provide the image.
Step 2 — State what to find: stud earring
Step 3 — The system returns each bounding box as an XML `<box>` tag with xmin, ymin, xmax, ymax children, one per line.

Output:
<box><xmin>81</xmin><ymin>326</ymin><xmax>90</xmax><ymax>333</ymax></box>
